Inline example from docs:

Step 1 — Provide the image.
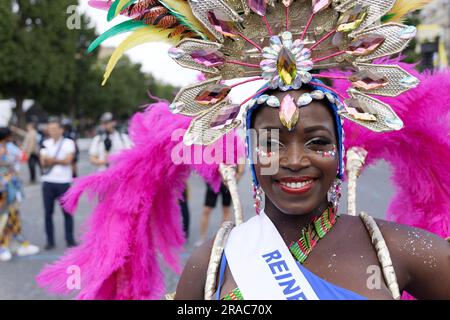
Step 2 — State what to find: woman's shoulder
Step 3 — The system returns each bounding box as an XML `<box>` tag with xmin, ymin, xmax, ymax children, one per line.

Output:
<box><xmin>175</xmin><ymin>239</ymin><xmax>215</xmax><ymax>300</ymax></box>
<box><xmin>351</xmin><ymin>213</ymin><xmax>450</xmax><ymax>298</ymax></box>
<box><xmin>339</xmin><ymin>213</ymin><xmax>448</xmax><ymax>264</ymax></box>
<box><xmin>377</xmin><ymin>218</ymin><xmax>450</xmax><ymax>298</ymax></box>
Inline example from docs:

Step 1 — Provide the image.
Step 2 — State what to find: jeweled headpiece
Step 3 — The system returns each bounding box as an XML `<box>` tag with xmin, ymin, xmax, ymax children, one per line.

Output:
<box><xmin>89</xmin><ymin>0</ymin><xmax>424</xmax><ymax>145</ymax></box>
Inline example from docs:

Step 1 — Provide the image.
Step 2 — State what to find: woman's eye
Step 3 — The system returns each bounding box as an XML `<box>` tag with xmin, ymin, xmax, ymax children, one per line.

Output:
<box><xmin>267</xmin><ymin>139</ymin><xmax>283</xmax><ymax>150</ymax></box>
<box><xmin>305</xmin><ymin>138</ymin><xmax>332</xmax><ymax>150</ymax></box>
<box><xmin>258</xmin><ymin>139</ymin><xmax>282</xmax><ymax>152</ymax></box>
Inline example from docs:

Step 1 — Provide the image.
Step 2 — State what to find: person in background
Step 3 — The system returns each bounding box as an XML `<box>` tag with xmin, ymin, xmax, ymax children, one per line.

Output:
<box><xmin>197</xmin><ymin>163</ymin><xmax>245</xmax><ymax>247</ymax></box>
<box><xmin>0</xmin><ymin>128</ymin><xmax>39</xmax><ymax>261</ymax></box>
<box><xmin>180</xmin><ymin>187</ymin><xmax>190</xmax><ymax>240</ymax></box>
<box><xmin>22</xmin><ymin>121</ymin><xmax>41</xmax><ymax>184</ymax></box>
<box><xmin>89</xmin><ymin>112</ymin><xmax>132</xmax><ymax>171</ymax></box>
<box><xmin>62</xmin><ymin>119</ymin><xmax>79</xmax><ymax>178</ymax></box>
<box><xmin>40</xmin><ymin>118</ymin><xmax>77</xmax><ymax>250</ymax></box>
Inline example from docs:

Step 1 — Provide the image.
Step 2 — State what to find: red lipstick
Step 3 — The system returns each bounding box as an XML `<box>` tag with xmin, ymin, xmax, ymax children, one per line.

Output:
<box><xmin>275</xmin><ymin>177</ymin><xmax>317</xmax><ymax>195</ymax></box>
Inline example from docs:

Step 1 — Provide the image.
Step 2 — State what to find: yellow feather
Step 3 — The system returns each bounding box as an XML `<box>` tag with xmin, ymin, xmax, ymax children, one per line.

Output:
<box><xmin>160</xmin><ymin>0</ymin><xmax>213</xmax><ymax>39</ymax></box>
<box><xmin>386</xmin><ymin>0</ymin><xmax>433</xmax><ymax>23</ymax></box>
<box><xmin>102</xmin><ymin>26</ymin><xmax>180</xmax><ymax>86</ymax></box>
<box><xmin>114</xmin><ymin>0</ymin><xmax>132</xmax><ymax>16</ymax></box>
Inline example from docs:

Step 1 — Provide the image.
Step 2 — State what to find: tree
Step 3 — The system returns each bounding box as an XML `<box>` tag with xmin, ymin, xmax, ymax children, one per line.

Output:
<box><xmin>0</xmin><ymin>0</ymin><xmax>85</xmax><ymax>127</ymax></box>
<box><xmin>0</xmin><ymin>0</ymin><xmax>179</xmax><ymax>129</ymax></box>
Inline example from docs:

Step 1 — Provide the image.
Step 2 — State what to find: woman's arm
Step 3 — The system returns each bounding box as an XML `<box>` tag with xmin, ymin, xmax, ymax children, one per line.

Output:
<box><xmin>175</xmin><ymin>239</ymin><xmax>215</xmax><ymax>300</ymax></box>
<box><xmin>378</xmin><ymin>220</ymin><xmax>450</xmax><ymax>299</ymax></box>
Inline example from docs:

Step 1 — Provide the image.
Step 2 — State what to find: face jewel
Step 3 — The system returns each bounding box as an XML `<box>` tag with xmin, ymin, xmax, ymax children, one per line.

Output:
<box><xmin>336</xmin><ymin>4</ymin><xmax>368</xmax><ymax>33</ymax></box>
<box><xmin>210</xmin><ymin>104</ymin><xmax>241</xmax><ymax>129</ymax></box>
<box><xmin>349</xmin><ymin>70</ymin><xmax>388</xmax><ymax>90</ymax></box>
<box><xmin>400</xmin><ymin>76</ymin><xmax>420</xmax><ymax>88</ymax></box>
<box><xmin>325</xmin><ymin>92</ymin><xmax>336</xmax><ymax>104</ymax></box>
<box><xmin>260</xmin><ymin>59</ymin><xmax>276</xmax><ymax>69</ymax></box>
<box><xmin>299</xmin><ymin>71</ymin><xmax>312</xmax><ymax>83</ymax></box>
<box><xmin>207</xmin><ymin>10</ymin><xmax>238</xmax><ymax>38</ymax></box>
<box><xmin>279</xmin><ymin>94</ymin><xmax>299</xmax><ymax>131</ymax></box>
<box><xmin>169</xmin><ymin>102</ymin><xmax>184</xmax><ymax>114</ymax></box>
<box><xmin>297</xmin><ymin>93</ymin><xmax>313</xmax><ymax>106</ymax></box>
<box><xmin>248</xmin><ymin>0</ymin><xmax>268</xmax><ymax>16</ymax></box>
<box><xmin>168</xmin><ymin>47</ymin><xmax>185</xmax><ymax>59</ymax></box>
<box><xmin>277</xmin><ymin>47</ymin><xmax>297</xmax><ymax>86</ymax></box>
<box><xmin>270</xmin><ymin>36</ymin><xmax>282</xmax><ymax>50</ymax></box>
<box><xmin>263</xmin><ymin>46</ymin><xmax>278</xmax><ymax>57</ymax></box>
<box><xmin>190</xmin><ymin>48</ymin><xmax>225</xmax><ymax>67</ymax></box>
<box><xmin>281</xmin><ymin>31</ymin><xmax>293</xmax><ymax>49</ymax></box>
<box><xmin>296</xmin><ymin>48</ymin><xmax>311</xmax><ymax>60</ymax></box>
<box><xmin>312</xmin><ymin>0</ymin><xmax>332</xmax><ymax>14</ymax></box>
<box><xmin>195</xmin><ymin>84</ymin><xmax>231</xmax><ymax>106</ymax></box>
<box><xmin>292</xmin><ymin>76</ymin><xmax>302</xmax><ymax>89</ymax></box>
<box><xmin>345</xmin><ymin>98</ymin><xmax>377</xmax><ymax>121</ymax></box>
<box><xmin>385</xmin><ymin>116</ymin><xmax>404</xmax><ymax>130</ymax></box>
<box><xmin>292</xmin><ymin>39</ymin><xmax>304</xmax><ymax>50</ymax></box>
<box><xmin>269</xmin><ymin>76</ymin><xmax>279</xmax><ymax>89</ymax></box>
<box><xmin>310</xmin><ymin>90</ymin><xmax>325</xmax><ymax>99</ymax></box>
<box><xmin>346</xmin><ymin>34</ymin><xmax>385</xmax><ymax>57</ymax></box>
<box><xmin>400</xmin><ymin>26</ymin><xmax>417</xmax><ymax>40</ymax></box>
<box><xmin>267</xmin><ymin>96</ymin><xmax>280</xmax><ymax>107</ymax></box>
<box><xmin>257</xmin><ymin>94</ymin><xmax>270</xmax><ymax>105</ymax></box>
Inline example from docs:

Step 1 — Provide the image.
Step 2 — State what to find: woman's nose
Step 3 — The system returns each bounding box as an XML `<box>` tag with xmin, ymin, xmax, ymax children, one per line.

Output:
<box><xmin>280</xmin><ymin>143</ymin><xmax>311</xmax><ymax>172</ymax></box>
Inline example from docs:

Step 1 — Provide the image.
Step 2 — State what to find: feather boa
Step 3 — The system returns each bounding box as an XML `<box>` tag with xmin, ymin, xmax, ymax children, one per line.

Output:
<box><xmin>36</xmin><ymin>101</ymin><xmax>243</xmax><ymax>299</ymax></box>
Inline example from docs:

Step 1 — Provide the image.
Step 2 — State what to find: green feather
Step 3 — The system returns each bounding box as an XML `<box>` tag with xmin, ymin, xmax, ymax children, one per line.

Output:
<box><xmin>107</xmin><ymin>0</ymin><xmax>135</xmax><ymax>22</ymax></box>
<box><xmin>158</xmin><ymin>1</ymin><xmax>208</xmax><ymax>40</ymax></box>
<box><xmin>107</xmin><ymin>0</ymin><xmax>121</xmax><ymax>21</ymax></box>
<box><xmin>87</xmin><ymin>20</ymin><xmax>146</xmax><ymax>53</ymax></box>
<box><xmin>381</xmin><ymin>13</ymin><xmax>396</xmax><ymax>23</ymax></box>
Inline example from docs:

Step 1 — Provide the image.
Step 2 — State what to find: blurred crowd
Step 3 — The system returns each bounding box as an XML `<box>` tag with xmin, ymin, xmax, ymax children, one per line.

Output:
<box><xmin>0</xmin><ymin>112</ymin><xmax>131</xmax><ymax>261</ymax></box>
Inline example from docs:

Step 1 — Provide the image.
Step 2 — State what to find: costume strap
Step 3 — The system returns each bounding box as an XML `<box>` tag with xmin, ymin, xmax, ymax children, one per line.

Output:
<box><xmin>204</xmin><ymin>220</ymin><xmax>235</xmax><ymax>300</ymax></box>
<box><xmin>359</xmin><ymin>212</ymin><xmax>401</xmax><ymax>300</ymax></box>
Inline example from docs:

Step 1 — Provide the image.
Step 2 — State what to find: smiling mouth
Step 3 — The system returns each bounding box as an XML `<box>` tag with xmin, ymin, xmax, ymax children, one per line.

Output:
<box><xmin>274</xmin><ymin>177</ymin><xmax>317</xmax><ymax>195</ymax></box>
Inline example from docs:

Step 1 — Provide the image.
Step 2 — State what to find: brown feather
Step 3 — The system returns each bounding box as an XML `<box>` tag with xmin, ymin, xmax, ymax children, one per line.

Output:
<box><xmin>127</xmin><ymin>0</ymin><xmax>159</xmax><ymax>16</ymax></box>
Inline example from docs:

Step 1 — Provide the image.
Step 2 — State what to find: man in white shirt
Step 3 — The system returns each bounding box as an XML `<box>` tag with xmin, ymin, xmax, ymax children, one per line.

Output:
<box><xmin>40</xmin><ymin>118</ymin><xmax>76</xmax><ymax>250</ymax></box>
<box><xmin>89</xmin><ymin>112</ymin><xmax>132</xmax><ymax>171</ymax></box>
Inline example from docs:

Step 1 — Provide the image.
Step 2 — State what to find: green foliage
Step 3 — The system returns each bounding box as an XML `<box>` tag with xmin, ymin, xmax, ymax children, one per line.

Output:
<box><xmin>0</xmin><ymin>0</ymin><xmax>176</xmax><ymax>127</ymax></box>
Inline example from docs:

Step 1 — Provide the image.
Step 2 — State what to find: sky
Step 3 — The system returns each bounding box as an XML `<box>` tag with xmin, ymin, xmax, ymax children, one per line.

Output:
<box><xmin>77</xmin><ymin>0</ymin><xmax>199</xmax><ymax>87</ymax></box>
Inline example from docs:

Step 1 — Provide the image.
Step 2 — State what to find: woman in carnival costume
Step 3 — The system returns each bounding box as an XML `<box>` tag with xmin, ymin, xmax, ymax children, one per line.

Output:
<box><xmin>38</xmin><ymin>0</ymin><xmax>449</xmax><ymax>299</ymax></box>
<box><xmin>0</xmin><ymin>128</ymin><xmax>40</xmax><ymax>261</ymax></box>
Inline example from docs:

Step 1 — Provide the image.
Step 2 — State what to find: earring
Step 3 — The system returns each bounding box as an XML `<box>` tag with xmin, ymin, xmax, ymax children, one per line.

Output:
<box><xmin>327</xmin><ymin>178</ymin><xmax>342</xmax><ymax>209</ymax></box>
<box><xmin>253</xmin><ymin>184</ymin><xmax>264</xmax><ymax>215</ymax></box>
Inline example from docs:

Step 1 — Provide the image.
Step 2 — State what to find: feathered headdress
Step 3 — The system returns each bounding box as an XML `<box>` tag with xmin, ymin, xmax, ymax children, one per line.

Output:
<box><xmin>86</xmin><ymin>0</ymin><xmax>431</xmax><ymax>146</ymax></box>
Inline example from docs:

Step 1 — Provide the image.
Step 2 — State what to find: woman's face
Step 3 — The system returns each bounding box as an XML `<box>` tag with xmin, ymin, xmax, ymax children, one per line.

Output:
<box><xmin>251</xmin><ymin>89</ymin><xmax>339</xmax><ymax>216</ymax></box>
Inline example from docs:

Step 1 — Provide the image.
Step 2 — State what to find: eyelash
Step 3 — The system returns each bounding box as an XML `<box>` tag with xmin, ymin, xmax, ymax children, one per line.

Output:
<box><xmin>305</xmin><ymin>138</ymin><xmax>331</xmax><ymax>147</ymax></box>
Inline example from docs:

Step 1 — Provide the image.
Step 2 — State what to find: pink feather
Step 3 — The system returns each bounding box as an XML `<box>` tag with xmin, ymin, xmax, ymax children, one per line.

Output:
<box><xmin>36</xmin><ymin>101</ymin><xmax>243</xmax><ymax>299</ymax></box>
<box><xmin>321</xmin><ymin>60</ymin><xmax>450</xmax><ymax>300</ymax></box>
<box><xmin>88</xmin><ymin>0</ymin><xmax>112</xmax><ymax>11</ymax></box>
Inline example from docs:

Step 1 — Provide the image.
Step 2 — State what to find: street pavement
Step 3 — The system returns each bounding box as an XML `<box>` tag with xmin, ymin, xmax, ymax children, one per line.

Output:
<box><xmin>0</xmin><ymin>150</ymin><xmax>392</xmax><ymax>299</ymax></box>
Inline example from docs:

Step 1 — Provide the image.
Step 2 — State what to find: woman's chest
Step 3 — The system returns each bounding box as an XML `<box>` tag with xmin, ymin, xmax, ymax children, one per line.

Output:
<box><xmin>218</xmin><ymin>228</ymin><xmax>396</xmax><ymax>300</ymax></box>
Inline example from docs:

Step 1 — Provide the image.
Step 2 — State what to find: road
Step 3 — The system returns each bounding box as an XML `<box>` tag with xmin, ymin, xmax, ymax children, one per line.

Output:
<box><xmin>0</xmin><ymin>151</ymin><xmax>393</xmax><ymax>299</ymax></box>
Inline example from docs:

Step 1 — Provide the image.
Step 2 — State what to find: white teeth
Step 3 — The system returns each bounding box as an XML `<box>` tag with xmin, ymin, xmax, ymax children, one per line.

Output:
<box><xmin>280</xmin><ymin>180</ymin><xmax>313</xmax><ymax>189</ymax></box>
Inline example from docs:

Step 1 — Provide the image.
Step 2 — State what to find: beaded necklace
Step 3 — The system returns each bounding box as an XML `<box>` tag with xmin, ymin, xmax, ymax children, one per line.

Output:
<box><xmin>222</xmin><ymin>204</ymin><xmax>339</xmax><ymax>300</ymax></box>
<box><xmin>289</xmin><ymin>204</ymin><xmax>339</xmax><ymax>264</ymax></box>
